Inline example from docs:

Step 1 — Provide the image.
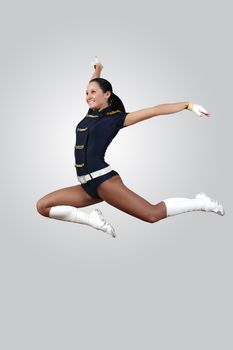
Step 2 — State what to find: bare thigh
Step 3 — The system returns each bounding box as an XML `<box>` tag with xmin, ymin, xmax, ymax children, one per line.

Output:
<box><xmin>97</xmin><ymin>175</ymin><xmax>166</xmax><ymax>222</ymax></box>
<box><xmin>37</xmin><ymin>184</ymin><xmax>103</xmax><ymax>217</ymax></box>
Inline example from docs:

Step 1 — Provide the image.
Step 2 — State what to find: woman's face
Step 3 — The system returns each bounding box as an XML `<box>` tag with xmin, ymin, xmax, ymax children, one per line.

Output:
<box><xmin>86</xmin><ymin>82</ymin><xmax>111</xmax><ymax>111</ymax></box>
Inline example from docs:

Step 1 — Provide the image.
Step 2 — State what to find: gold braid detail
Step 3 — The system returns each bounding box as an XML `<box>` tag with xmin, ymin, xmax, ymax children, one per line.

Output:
<box><xmin>106</xmin><ymin>110</ymin><xmax>121</xmax><ymax>116</ymax></box>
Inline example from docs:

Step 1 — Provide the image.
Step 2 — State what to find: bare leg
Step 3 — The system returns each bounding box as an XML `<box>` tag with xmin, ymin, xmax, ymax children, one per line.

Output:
<box><xmin>97</xmin><ymin>175</ymin><xmax>166</xmax><ymax>223</ymax></box>
<box><xmin>96</xmin><ymin>176</ymin><xmax>225</xmax><ymax>221</ymax></box>
<box><xmin>36</xmin><ymin>184</ymin><xmax>103</xmax><ymax>217</ymax></box>
<box><xmin>36</xmin><ymin>184</ymin><xmax>117</xmax><ymax>236</ymax></box>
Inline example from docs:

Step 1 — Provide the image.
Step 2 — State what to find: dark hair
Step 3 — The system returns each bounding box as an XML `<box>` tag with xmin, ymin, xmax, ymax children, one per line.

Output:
<box><xmin>89</xmin><ymin>78</ymin><xmax>126</xmax><ymax>112</ymax></box>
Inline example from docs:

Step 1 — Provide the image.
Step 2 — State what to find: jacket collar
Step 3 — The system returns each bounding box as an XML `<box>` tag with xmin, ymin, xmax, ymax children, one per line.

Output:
<box><xmin>90</xmin><ymin>106</ymin><xmax>112</xmax><ymax>116</ymax></box>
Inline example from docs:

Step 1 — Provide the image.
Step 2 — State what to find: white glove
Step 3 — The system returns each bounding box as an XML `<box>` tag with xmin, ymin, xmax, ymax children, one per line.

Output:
<box><xmin>187</xmin><ymin>103</ymin><xmax>210</xmax><ymax>117</ymax></box>
<box><xmin>91</xmin><ymin>56</ymin><xmax>103</xmax><ymax>69</ymax></box>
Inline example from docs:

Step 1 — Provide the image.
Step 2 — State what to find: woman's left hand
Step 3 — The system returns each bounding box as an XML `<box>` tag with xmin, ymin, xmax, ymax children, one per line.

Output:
<box><xmin>188</xmin><ymin>103</ymin><xmax>211</xmax><ymax>117</ymax></box>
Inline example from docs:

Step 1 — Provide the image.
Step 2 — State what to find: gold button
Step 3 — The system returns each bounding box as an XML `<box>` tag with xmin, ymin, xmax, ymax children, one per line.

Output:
<box><xmin>74</xmin><ymin>145</ymin><xmax>84</xmax><ymax>149</ymax></box>
<box><xmin>86</xmin><ymin>114</ymin><xmax>99</xmax><ymax>118</ymax></box>
<box><xmin>77</xmin><ymin>127</ymin><xmax>88</xmax><ymax>132</ymax></box>
<box><xmin>74</xmin><ymin>163</ymin><xmax>84</xmax><ymax>168</ymax></box>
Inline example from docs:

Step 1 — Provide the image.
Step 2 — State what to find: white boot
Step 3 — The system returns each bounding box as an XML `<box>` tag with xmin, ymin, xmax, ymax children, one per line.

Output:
<box><xmin>49</xmin><ymin>206</ymin><xmax>116</xmax><ymax>238</ymax></box>
<box><xmin>195</xmin><ymin>192</ymin><xmax>225</xmax><ymax>215</ymax></box>
<box><xmin>164</xmin><ymin>192</ymin><xmax>225</xmax><ymax>217</ymax></box>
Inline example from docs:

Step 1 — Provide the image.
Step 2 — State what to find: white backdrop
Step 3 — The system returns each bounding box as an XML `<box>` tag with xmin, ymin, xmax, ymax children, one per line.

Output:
<box><xmin>1</xmin><ymin>0</ymin><xmax>232</xmax><ymax>349</ymax></box>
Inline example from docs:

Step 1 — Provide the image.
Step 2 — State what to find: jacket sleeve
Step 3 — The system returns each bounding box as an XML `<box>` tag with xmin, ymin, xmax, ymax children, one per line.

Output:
<box><xmin>115</xmin><ymin>112</ymin><xmax>128</xmax><ymax>129</ymax></box>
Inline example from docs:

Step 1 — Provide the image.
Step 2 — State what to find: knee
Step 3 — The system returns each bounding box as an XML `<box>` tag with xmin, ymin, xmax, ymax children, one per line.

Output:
<box><xmin>144</xmin><ymin>207</ymin><xmax>165</xmax><ymax>223</ymax></box>
<box><xmin>36</xmin><ymin>198</ymin><xmax>50</xmax><ymax>217</ymax></box>
<box><xmin>145</xmin><ymin>203</ymin><xmax>166</xmax><ymax>223</ymax></box>
<box><xmin>145</xmin><ymin>213</ymin><xmax>161</xmax><ymax>223</ymax></box>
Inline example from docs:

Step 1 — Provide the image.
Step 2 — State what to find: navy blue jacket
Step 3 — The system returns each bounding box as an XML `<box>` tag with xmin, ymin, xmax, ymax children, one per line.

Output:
<box><xmin>74</xmin><ymin>106</ymin><xmax>128</xmax><ymax>176</ymax></box>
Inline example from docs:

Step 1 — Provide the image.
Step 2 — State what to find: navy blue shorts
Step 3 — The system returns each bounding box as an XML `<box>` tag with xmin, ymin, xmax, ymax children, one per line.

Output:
<box><xmin>81</xmin><ymin>170</ymin><xmax>119</xmax><ymax>199</ymax></box>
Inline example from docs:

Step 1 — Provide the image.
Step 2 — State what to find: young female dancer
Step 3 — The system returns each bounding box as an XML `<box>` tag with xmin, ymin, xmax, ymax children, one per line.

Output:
<box><xmin>36</xmin><ymin>57</ymin><xmax>225</xmax><ymax>238</ymax></box>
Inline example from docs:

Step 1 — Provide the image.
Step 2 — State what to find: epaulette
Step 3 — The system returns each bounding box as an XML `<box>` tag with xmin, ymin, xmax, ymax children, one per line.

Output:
<box><xmin>106</xmin><ymin>110</ymin><xmax>121</xmax><ymax>116</ymax></box>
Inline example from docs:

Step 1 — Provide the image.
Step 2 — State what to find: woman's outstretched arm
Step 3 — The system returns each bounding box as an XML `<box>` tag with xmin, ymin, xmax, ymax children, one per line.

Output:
<box><xmin>90</xmin><ymin>57</ymin><xmax>103</xmax><ymax>81</ymax></box>
<box><xmin>124</xmin><ymin>102</ymin><xmax>210</xmax><ymax>127</ymax></box>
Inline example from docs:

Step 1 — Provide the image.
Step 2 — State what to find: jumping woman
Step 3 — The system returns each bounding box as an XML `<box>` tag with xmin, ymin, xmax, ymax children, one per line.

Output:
<box><xmin>36</xmin><ymin>57</ymin><xmax>225</xmax><ymax>238</ymax></box>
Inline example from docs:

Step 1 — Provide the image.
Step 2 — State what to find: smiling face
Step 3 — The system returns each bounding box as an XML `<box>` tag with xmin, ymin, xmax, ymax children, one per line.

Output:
<box><xmin>86</xmin><ymin>81</ymin><xmax>111</xmax><ymax>111</ymax></box>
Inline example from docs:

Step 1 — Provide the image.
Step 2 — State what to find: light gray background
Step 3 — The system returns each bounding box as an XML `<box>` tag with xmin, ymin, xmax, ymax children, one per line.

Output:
<box><xmin>1</xmin><ymin>0</ymin><xmax>232</xmax><ymax>349</ymax></box>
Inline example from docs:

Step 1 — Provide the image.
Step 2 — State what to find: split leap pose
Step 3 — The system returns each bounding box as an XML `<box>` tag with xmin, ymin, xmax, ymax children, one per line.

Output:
<box><xmin>36</xmin><ymin>57</ymin><xmax>225</xmax><ymax>238</ymax></box>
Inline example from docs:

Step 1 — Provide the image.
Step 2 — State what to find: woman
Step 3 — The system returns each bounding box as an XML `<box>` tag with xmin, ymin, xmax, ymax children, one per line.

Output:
<box><xmin>36</xmin><ymin>57</ymin><xmax>225</xmax><ymax>238</ymax></box>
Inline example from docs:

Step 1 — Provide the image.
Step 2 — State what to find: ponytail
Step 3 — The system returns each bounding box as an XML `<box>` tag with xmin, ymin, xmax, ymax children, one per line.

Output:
<box><xmin>109</xmin><ymin>93</ymin><xmax>126</xmax><ymax>112</ymax></box>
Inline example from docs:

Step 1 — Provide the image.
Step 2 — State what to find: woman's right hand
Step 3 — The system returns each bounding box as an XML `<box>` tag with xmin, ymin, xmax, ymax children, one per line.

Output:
<box><xmin>92</xmin><ymin>56</ymin><xmax>103</xmax><ymax>70</ymax></box>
